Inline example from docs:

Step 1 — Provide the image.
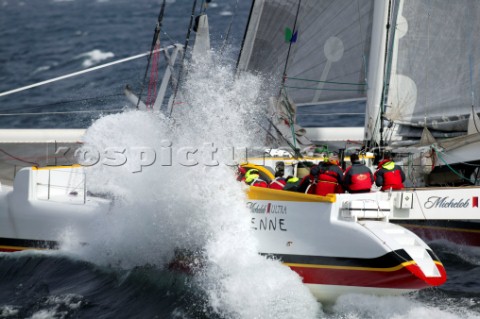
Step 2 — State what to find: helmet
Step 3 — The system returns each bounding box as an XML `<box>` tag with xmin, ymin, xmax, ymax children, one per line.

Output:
<box><xmin>275</xmin><ymin>161</ymin><xmax>285</xmax><ymax>172</ymax></box>
<box><xmin>245</xmin><ymin>169</ymin><xmax>260</xmax><ymax>183</ymax></box>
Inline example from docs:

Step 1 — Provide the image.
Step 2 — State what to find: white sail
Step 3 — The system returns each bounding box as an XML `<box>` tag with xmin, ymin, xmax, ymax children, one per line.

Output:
<box><xmin>384</xmin><ymin>0</ymin><xmax>480</xmax><ymax>145</ymax></box>
<box><xmin>237</xmin><ymin>0</ymin><xmax>375</xmax><ymax>147</ymax></box>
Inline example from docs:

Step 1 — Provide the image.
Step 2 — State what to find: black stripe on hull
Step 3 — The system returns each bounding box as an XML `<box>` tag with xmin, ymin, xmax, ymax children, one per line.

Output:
<box><xmin>260</xmin><ymin>249</ymin><xmax>440</xmax><ymax>269</ymax></box>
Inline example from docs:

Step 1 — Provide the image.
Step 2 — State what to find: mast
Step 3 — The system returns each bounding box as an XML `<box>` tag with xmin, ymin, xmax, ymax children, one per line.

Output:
<box><xmin>364</xmin><ymin>0</ymin><xmax>403</xmax><ymax>155</ymax></box>
<box><xmin>364</xmin><ymin>0</ymin><xmax>392</xmax><ymax>146</ymax></box>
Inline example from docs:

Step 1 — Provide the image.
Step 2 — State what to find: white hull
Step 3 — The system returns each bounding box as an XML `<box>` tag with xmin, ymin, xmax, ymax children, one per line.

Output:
<box><xmin>386</xmin><ymin>186</ymin><xmax>480</xmax><ymax>246</ymax></box>
<box><xmin>306</xmin><ymin>284</ymin><xmax>416</xmax><ymax>304</ymax></box>
<box><xmin>0</xmin><ymin>165</ymin><xmax>447</xmax><ymax>302</ymax></box>
<box><xmin>246</xmin><ymin>156</ymin><xmax>480</xmax><ymax>247</ymax></box>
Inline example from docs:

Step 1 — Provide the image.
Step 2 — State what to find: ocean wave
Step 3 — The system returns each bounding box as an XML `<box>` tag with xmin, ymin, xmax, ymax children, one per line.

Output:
<box><xmin>75</xmin><ymin>49</ymin><xmax>115</xmax><ymax>68</ymax></box>
<box><xmin>32</xmin><ymin>66</ymin><xmax>51</xmax><ymax>74</ymax></box>
<box><xmin>219</xmin><ymin>11</ymin><xmax>233</xmax><ymax>16</ymax></box>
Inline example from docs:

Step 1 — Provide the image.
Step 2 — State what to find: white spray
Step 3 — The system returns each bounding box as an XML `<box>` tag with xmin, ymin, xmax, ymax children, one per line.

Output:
<box><xmin>62</xmin><ymin>53</ymin><xmax>321</xmax><ymax>318</ymax></box>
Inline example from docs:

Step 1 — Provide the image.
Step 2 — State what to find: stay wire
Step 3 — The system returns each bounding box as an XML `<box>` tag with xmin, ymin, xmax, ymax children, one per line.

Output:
<box><xmin>468</xmin><ymin>13</ymin><xmax>480</xmax><ymax>134</ymax></box>
<box><xmin>263</xmin><ymin>116</ymin><xmax>303</xmax><ymax>159</ymax></box>
<box><xmin>279</xmin><ymin>0</ymin><xmax>302</xmax><ymax>95</ymax></box>
<box><xmin>219</xmin><ymin>0</ymin><xmax>240</xmax><ymax>57</ymax></box>
<box><xmin>356</xmin><ymin>0</ymin><xmax>368</xmax><ymax>90</ymax></box>
<box><xmin>170</xmin><ymin>0</ymin><xmax>198</xmax><ymax>116</ymax></box>
<box><xmin>0</xmin><ymin>148</ymin><xmax>39</xmax><ymax>166</ymax></box>
<box><xmin>136</xmin><ymin>0</ymin><xmax>167</xmax><ymax>109</ymax></box>
<box><xmin>0</xmin><ymin>93</ymin><xmax>124</xmax><ymax>113</ymax></box>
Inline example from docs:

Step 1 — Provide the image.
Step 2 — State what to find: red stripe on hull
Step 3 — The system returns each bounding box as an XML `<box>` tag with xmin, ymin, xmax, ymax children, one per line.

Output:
<box><xmin>289</xmin><ymin>263</ymin><xmax>446</xmax><ymax>289</ymax></box>
<box><xmin>0</xmin><ymin>248</ymin><xmax>24</xmax><ymax>252</ymax></box>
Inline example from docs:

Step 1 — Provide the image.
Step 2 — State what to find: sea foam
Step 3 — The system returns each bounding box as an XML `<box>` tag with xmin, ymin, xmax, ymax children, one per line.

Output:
<box><xmin>62</xmin><ymin>52</ymin><xmax>321</xmax><ymax>319</ymax></box>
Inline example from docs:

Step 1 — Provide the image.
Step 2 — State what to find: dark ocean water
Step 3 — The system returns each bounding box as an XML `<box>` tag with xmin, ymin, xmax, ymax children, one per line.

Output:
<box><xmin>0</xmin><ymin>0</ymin><xmax>250</xmax><ymax>128</ymax></box>
<box><xmin>1</xmin><ymin>1</ymin><xmax>480</xmax><ymax>318</ymax></box>
<box><xmin>0</xmin><ymin>242</ymin><xmax>479</xmax><ymax>318</ymax></box>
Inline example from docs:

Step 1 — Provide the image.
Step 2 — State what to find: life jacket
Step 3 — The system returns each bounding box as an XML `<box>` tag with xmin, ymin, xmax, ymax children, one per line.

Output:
<box><xmin>306</xmin><ymin>166</ymin><xmax>339</xmax><ymax>196</ymax></box>
<box><xmin>382</xmin><ymin>169</ymin><xmax>404</xmax><ymax>191</ymax></box>
<box><xmin>377</xmin><ymin>161</ymin><xmax>404</xmax><ymax>191</ymax></box>
<box><xmin>284</xmin><ymin>176</ymin><xmax>300</xmax><ymax>191</ymax></box>
<box><xmin>250</xmin><ymin>177</ymin><xmax>269</xmax><ymax>188</ymax></box>
<box><xmin>349</xmin><ymin>172</ymin><xmax>372</xmax><ymax>191</ymax></box>
<box><xmin>269</xmin><ymin>177</ymin><xmax>286</xmax><ymax>190</ymax></box>
<box><xmin>345</xmin><ymin>165</ymin><xmax>372</xmax><ymax>192</ymax></box>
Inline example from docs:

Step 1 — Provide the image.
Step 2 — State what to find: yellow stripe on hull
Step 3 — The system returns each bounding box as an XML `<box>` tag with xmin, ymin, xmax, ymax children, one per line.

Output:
<box><xmin>247</xmin><ymin>186</ymin><xmax>336</xmax><ymax>203</ymax></box>
<box><xmin>32</xmin><ymin>164</ymin><xmax>82</xmax><ymax>171</ymax></box>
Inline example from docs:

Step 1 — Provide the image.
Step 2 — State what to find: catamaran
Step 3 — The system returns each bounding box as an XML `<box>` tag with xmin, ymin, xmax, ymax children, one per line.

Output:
<box><xmin>0</xmin><ymin>0</ymin><xmax>452</xmax><ymax>302</ymax></box>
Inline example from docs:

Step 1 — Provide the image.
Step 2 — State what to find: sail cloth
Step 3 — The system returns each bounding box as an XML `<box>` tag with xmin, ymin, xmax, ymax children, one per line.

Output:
<box><xmin>237</xmin><ymin>0</ymin><xmax>374</xmax><ymax>148</ymax></box>
<box><xmin>238</xmin><ymin>0</ymin><xmax>374</xmax><ymax>105</ymax></box>
<box><xmin>385</xmin><ymin>0</ymin><xmax>480</xmax><ymax>141</ymax></box>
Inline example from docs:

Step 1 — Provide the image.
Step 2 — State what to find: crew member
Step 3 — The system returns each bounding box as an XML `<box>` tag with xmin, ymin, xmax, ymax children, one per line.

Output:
<box><xmin>245</xmin><ymin>169</ymin><xmax>268</xmax><ymax>188</ymax></box>
<box><xmin>269</xmin><ymin>171</ymin><xmax>287</xmax><ymax>190</ymax></box>
<box><xmin>303</xmin><ymin>154</ymin><xmax>344</xmax><ymax>196</ymax></box>
<box><xmin>269</xmin><ymin>162</ymin><xmax>287</xmax><ymax>190</ymax></box>
<box><xmin>343</xmin><ymin>153</ymin><xmax>374</xmax><ymax>193</ymax></box>
<box><xmin>283</xmin><ymin>176</ymin><xmax>300</xmax><ymax>191</ymax></box>
<box><xmin>236</xmin><ymin>166</ymin><xmax>247</xmax><ymax>182</ymax></box>
<box><xmin>374</xmin><ymin>155</ymin><xmax>405</xmax><ymax>191</ymax></box>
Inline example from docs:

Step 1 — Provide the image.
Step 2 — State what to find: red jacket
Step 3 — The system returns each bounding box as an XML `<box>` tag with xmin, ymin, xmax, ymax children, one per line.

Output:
<box><xmin>269</xmin><ymin>177</ymin><xmax>287</xmax><ymax>190</ymax></box>
<box><xmin>344</xmin><ymin>162</ymin><xmax>374</xmax><ymax>192</ymax></box>
<box><xmin>374</xmin><ymin>160</ymin><xmax>405</xmax><ymax>191</ymax></box>
<box><xmin>306</xmin><ymin>163</ymin><xmax>344</xmax><ymax>196</ymax></box>
<box><xmin>250</xmin><ymin>178</ymin><xmax>268</xmax><ymax>188</ymax></box>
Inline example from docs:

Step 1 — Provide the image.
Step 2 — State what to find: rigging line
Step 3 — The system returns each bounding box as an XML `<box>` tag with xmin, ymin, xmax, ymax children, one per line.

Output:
<box><xmin>285</xmin><ymin>77</ymin><xmax>367</xmax><ymax>86</ymax></box>
<box><xmin>434</xmin><ymin>146</ymin><xmax>473</xmax><ymax>183</ymax></box>
<box><xmin>263</xmin><ymin>116</ymin><xmax>303</xmax><ymax>159</ymax></box>
<box><xmin>0</xmin><ymin>148</ymin><xmax>39</xmax><ymax>166</ymax></box>
<box><xmin>0</xmin><ymin>109</ymin><xmax>124</xmax><ymax>117</ymax></box>
<box><xmin>0</xmin><ymin>48</ymin><xmax>172</xmax><ymax>98</ymax></box>
<box><xmin>433</xmin><ymin>147</ymin><xmax>480</xmax><ymax>167</ymax></box>
<box><xmin>283</xmin><ymin>86</ymin><xmax>365</xmax><ymax>92</ymax></box>
<box><xmin>298</xmin><ymin>112</ymin><xmax>365</xmax><ymax>116</ymax></box>
<box><xmin>162</xmin><ymin>48</ymin><xmax>179</xmax><ymax>95</ymax></box>
<box><xmin>0</xmin><ymin>94</ymin><xmax>124</xmax><ymax>113</ymax></box>
<box><xmin>235</xmin><ymin>0</ymin><xmax>255</xmax><ymax>71</ymax></box>
<box><xmin>281</xmin><ymin>89</ymin><xmax>297</xmax><ymax>150</ymax></box>
<box><xmin>423</xmin><ymin>0</ymin><xmax>431</xmax><ymax>124</ymax></box>
<box><xmin>162</xmin><ymin>30</ymin><xmax>177</xmax><ymax>45</ymax></box>
<box><xmin>136</xmin><ymin>0</ymin><xmax>167</xmax><ymax>109</ymax></box>
<box><xmin>467</xmin><ymin>11</ymin><xmax>480</xmax><ymax>134</ymax></box>
<box><xmin>170</xmin><ymin>0</ymin><xmax>198</xmax><ymax>117</ymax></box>
<box><xmin>355</xmin><ymin>0</ymin><xmax>368</xmax><ymax>87</ymax></box>
<box><xmin>219</xmin><ymin>0</ymin><xmax>240</xmax><ymax>56</ymax></box>
<box><xmin>200</xmin><ymin>0</ymin><xmax>212</xmax><ymax>14</ymax></box>
<box><xmin>279</xmin><ymin>0</ymin><xmax>302</xmax><ymax>95</ymax></box>
<box><xmin>472</xmin><ymin>105</ymin><xmax>480</xmax><ymax>133</ymax></box>
<box><xmin>256</xmin><ymin>121</ymin><xmax>284</xmax><ymax>150</ymax></box>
